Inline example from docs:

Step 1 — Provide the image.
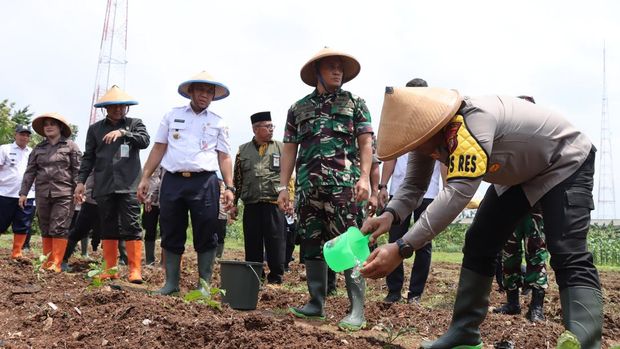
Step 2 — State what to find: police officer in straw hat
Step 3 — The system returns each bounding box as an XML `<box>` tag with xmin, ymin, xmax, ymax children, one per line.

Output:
<box><xmin>138</xmin><ymin>71</ymin><xmax>234</xmax><ymax>295</ymax></box>
<box><xmin>361</xmin><ymin>87</ymin><xmax>602</xmax><ymax>348</ymax></box>
<box><xmin>76</xmin><ymin>85</ymin><xmax>150</xmax><ymax>283</ymax></box>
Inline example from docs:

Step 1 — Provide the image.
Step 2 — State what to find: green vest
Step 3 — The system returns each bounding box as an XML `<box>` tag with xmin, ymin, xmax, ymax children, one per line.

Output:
<box><xmin>238</xmin><ymin>140</ymin><xmax>283</xmax><ymax>204</ymax></box>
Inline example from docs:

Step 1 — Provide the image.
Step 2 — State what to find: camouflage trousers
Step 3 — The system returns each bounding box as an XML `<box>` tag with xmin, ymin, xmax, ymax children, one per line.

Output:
<box><xmin>502</xmin><ymin>212</ymin><xmax>549</xmax><ymax>290</ymax></box>
<box><xmin>296</xmin><ymin>186</ymin><xmax>358</xmax><ymax>259</ymax></box>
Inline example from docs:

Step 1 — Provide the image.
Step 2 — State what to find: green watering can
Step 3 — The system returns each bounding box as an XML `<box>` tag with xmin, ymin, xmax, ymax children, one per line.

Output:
<box><xmin>323</xmin><ymin>226</ymin><xmax>371</xmax><ymax>272</ymax></box>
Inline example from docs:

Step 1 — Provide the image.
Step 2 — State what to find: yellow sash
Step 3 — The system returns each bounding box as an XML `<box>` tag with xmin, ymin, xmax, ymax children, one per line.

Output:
<box><xmin>445</xmin><ymin>115</ymin><xmax>488</xmax><ymax>180</ymax></box>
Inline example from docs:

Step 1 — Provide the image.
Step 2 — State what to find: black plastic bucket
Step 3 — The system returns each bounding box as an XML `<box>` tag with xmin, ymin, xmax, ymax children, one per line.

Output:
<box><xmin>219</xmin><ymin>260</ymin><xmax>263</xmax><ymax>310</ymax></box>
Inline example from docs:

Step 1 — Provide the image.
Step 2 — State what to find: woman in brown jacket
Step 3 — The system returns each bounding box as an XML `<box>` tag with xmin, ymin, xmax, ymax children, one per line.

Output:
<box><xmin>19</xmin><ymin>112</ymin><xmax>81</xmax><ymax>272</ymax></box>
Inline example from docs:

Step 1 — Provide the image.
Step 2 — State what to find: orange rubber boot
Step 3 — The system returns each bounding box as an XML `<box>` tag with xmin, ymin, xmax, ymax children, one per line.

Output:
<box><xmin>101</xmin><ymin>240</ymin><xmax>120</xmax><ymax>279</ymax></box>
<box><xmin>11</xmin><ymin>234</ymin><xmax>28</xmax><ymax>259</ymax></box>
<box><xmin>41</xmin><ymin>237</ymin><xmax>53</xmax><ymax>268</ymax></box>
<box><xmin>126</xmin><ymin>240</ymin><xmax>143</xmax><ymax>284</ymax></box>
<box><xmin>47</xmin><ymin>238</ymin><xmax>68</xmax><ymax>272</ymax></box>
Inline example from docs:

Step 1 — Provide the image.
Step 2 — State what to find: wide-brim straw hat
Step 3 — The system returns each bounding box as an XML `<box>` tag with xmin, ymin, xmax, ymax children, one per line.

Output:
<box><xmin>300</xmin><ymin>47</ymin><xmax>361</xmax><ymax>87</ymax></box>
<box><xmin>377</xmin><ymin>87</ymin><xmax>462</xmax><ymax>161</ymax></box>
<box><xmin>94</xmin><ymin>85</ymin><xmax>138</xmax><ymax>107</ymax></box>
<box><xmin>178</xmin><ymin>71</ymin><xmax>230</xmax><ymax>101</ymax></box>
<box><xmin>32</xmin><ymin>112</ymin><xmax>72</xmax><ymax>138</ymax></box>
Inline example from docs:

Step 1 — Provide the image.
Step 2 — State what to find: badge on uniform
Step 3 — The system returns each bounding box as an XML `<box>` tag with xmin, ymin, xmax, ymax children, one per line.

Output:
<box><xmin>120</xmin><ymin>143</ymin><xmax>129</xmax><ymax>158</ymax></box>
<box><xmin>271</xmin><ymin>154</ymin><xmax>281</xmax><ymax>169</ymax></box>
<box><xmin>173</xmin><ymin>130</ymin><xmax>180</xmax><ymax>139</ymax></box>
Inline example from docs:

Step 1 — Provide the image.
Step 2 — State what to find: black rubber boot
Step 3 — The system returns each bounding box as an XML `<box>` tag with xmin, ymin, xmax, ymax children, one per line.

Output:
<box><xmin>327</xmin><ymin>269</ymin><xmax>337</xmax><ymax>296</ymax></box>
<box><xmin>154</xmin><ymin>250</ymin><xmax>181</xmax><ymax>296</ymax></box>
<box><xmin>338</xmin><ymin>269</ymin><xmax>366</xmax><ymax>331</ymax></box>
<box><xmin>290</xmin><ymin>260</ymin><xmax>327</xmax><ymax>320</ymax></box>
<box><xmin>118</xmin><ymin>240</ymin><xmax>128</xmax><ymax>265</ymax></box>
<box><xmin>80</xmin><ymin>237</ymin><xmax>89</xmax><ymax>257</ymax></box>
<box><xmin>559</xmin><ymin>286</ymin><xmax>603</xmax><ymax>349</ymax></box>
<box><xmin>421</xmin><ymin>268</ymin><xmax>491</xmax><ymax>349</ymax></box>
<box><xmin>526</xmin><ymin>288</ymin><xmax>545</xmax><ymax>322</ymax></box>
<box><xmin>145</xmin><ymin>240</ymin><xmax>156</xmax><ymax>265</ymax></box>
<box><xmin>216</xmin><ymin>243</ymin><xmax>225</xmax><ymax>258</ymax></box>
<box><xmin>493</xmin><ymin>288</ymin><xmax>521</xmax><ymax>315</ymax></box>
<box><xmin>197</xmin><ymin>247</ymin><xmax>217</xmax><ymax>292</ymax></box>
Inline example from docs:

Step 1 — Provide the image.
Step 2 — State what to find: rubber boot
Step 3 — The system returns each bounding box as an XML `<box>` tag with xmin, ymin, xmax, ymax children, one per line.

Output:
<box><xmin>526</xmin><ymin>288</ymin><xmax>545</xmax><ymax>322</ymax></box>
<box><xmin>118</xmin><ymin>240</ymin><xmax>128</xmax><ymax>265</ymax></box>
<box><xmin>145</xmin><ymin>240</ymin><xmax>156</xmax><ymax>265</ymax></box>
<box><xmin>126</xmin><ymin>240</ymin><xmax>143</xmax><ymax>284</ymax></box>
<box><xmin>41</xmin><ymin>237</ymin><xmax>53</xmax><ymax>269</ymax></box>
<box><xmin>421</xmin><ymin>268</ymin><xmax>491</xmax><ymax>349</ymax></box>
<box><xmin>559</xmin><ymin>286</ymin><xmax>603</xmax><ymax>349</ymax></box>
<box><xmin>80</xmin><ymin>237</ymin><xmax>89</xmax><ymax>257</ymax></box>
<box><xmin>11</xmin><ymin>234</ymin><xmax>28</xmax><ymax>259</ymax></box>
<box><xmin>327</xmin><ymin>269</ymin><xmax>337</xmax><ymax>296</ymax></box>
<box><xmin>338</xmin><ymin>269</ymin><xmax>366</xmax><ymax>331</ymax></box>
<box><xmin>61</xmin><ymin>239</ymin><xmax>79</xmax><ymax>272</ymax></box>
<box><xmin>493</xmin><ymin>288</ymin><xmax>521</xmax><ymax>315</ymax></box>
<box><xmin>197</xmin><ymin>247</ymin><xmax>217</xmax><ymax>292</ymax></box>
<box><xmin>100</xmin><ymin>240</ymin><xmax>120</xmax><ymax>279</ymax></box>
<box><xmin>290</xmin><ymin>260</ymin><xmax>327</xmax><ymax>320</ymax></box>
<box><xmin>46</xmin><ymin>238</ymin><xmax>68</xmax><ymax>273</ymax></box>
<box><xmin>154</xmin><ymin>249</ymin><xmax>181</xmax><ymax>295</ymax></box>
<box><xmin>215</xmin><ymin>243</ymin><xmax>225</xmax><ymax>259</ymax></box>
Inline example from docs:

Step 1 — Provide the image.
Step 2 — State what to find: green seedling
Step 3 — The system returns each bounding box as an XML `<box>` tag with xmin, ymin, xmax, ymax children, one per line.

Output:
<box><xmin>183</xmin><ymin>278</ymin><xmax>226</xmax><ymax>310</ymax></box>
<box><xmin>32</xmin><ymin>253</ymin><xmax>50</xmax><ymax>280</ymax></box>
<box><xmin>376</xmin><ymin>318</ymin><xmax>416</xmax><ymax>348</ymax></box>
<box><xmin>87</xmin><ymin>261</ymin><xmax>117</xmax><ymax>287</ymax></box>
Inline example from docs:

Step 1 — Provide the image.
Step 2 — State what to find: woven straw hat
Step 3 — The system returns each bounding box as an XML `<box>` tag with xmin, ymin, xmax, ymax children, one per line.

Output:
<box><xmin>376</xmin><ymin>87</ymin><xmax>462</xmax><ymax>161</ymax></box>
<box><xmin>94</xmin><ymin>85</ymin><xmax>138</xmax><ymax>107</ymax></box>
<box><xmin>300</xmin><ymin>47</ymin><xmax>360</xmax><ymax>87</ymax></box>
<box><xmin>178</xmin><ymin>71</ymin><xmax>230</xmax><ymax>101</ymax></box>
<box><xmin>32</xmin><ymin>112</ymin><xmax>72</xmax><ymax>138</ymax></box>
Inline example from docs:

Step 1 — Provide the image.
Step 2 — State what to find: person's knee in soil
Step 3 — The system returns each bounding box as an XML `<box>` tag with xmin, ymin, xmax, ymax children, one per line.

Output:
<box><xmin>359</xmin><ymin>88</ymin><xmax>601</xmax><ymax>348</ymax></box>
<box><xmin>137</xmin><ymin>72</ymin><xmax>234</xmax><ymax>295</ymax></box>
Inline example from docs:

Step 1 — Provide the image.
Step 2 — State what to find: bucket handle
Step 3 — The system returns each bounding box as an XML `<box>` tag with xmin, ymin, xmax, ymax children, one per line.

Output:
<box><xmin>246</xmin><ymin>264</ymin><xmax>263</xmax><ymax>290</ymax></box>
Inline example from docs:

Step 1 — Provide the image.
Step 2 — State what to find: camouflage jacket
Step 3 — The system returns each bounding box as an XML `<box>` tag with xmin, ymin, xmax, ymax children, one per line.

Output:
<box><xmin>283</xmin><ymin>89</ymin><xmax>373</xmax><ymax>191</ymax></box>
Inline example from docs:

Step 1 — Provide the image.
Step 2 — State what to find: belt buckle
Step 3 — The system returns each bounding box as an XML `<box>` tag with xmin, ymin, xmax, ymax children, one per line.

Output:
<box><xmin>182</xmin><ymin>172</ymin><xmax>191</xmax><ymax>178</ymax></box>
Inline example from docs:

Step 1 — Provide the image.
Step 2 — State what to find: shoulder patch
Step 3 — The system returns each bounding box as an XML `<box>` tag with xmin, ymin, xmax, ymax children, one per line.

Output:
<box><xmin>446</xmin><ymin>115</ymin><xmax>488</xmax><ymax>180</ymax></box>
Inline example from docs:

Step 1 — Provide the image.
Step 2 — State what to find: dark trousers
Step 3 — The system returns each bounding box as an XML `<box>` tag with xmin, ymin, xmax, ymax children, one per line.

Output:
<box><xmin>284</xmin><ymin>221</ymin><xmax>296</xmax><ymax>269</ymax></box>
<box><xmin>386</xmin><ymin>198</ymin><xmax>433</xmax><ymax>298</ymax></box>
<box><xmin>215</xmin><ymin>219</ymin><xmax>227</xmax><ymax>244</ymax></box>
<box><xmin>68</xmin><ymin>202</ymin><xmax>101</xmax><ymax>243</ymax></box>
<box><xmin>463</xmin><ymin>149</ymin><xmax>600</xmax><ymax>291</ymax></box>
<box><xmin>142</xmin><ymin>205</ymin><xmax>160</xmax><ymax>242</ymax></box>
<box><xmin>159</xmin><ymin>172</ymin><xmax>219</xmax><ymax>255</ymax></box>
<box><xmin>97</xmin><ymin>193</ymin><xmax>142</xmax><ymax>241</ymax></box>
<box><xmin>243</xmin><ymin>202</ymin><xmax>286</xmax><ymax>282</ymax></box>
<box><xmin>36</xmin><ymin>195</ymin><xmax>74</xmax><ymax>238</ymax></box>
<box><xmin>0</xmin><ymin>196</ymin><xmax>35</xmax><ymax>234</ymax></box>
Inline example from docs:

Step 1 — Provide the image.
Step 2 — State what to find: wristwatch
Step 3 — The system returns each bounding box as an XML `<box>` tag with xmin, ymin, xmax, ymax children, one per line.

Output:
<box><xmin>377</xmin><ymin>184</ymin><xmax>388</xmax><ymax>190</ymax></box>
<box><xmin>396</xmin><ymin>238</ymin><xmax>414</xmax><ymax>259</ymax></box>
<box><xmin>276</xmin><ymin>185</ymin><xmax>288</xmax><ymax>193</ymax></box>
<box><xmin>225</xmin><ymin>185</ymin><xmax>236</xmax><ymax>194</ymax></box>
<box><xmin>119</xmin><ymin>129</ymin><xmax>127</xmax><ymax>136</ymax></box>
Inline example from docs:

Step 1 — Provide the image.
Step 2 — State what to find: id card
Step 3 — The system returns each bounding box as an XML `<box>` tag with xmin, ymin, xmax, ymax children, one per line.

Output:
<box><xmin>271</xmin><ymin>154</ymin><xmax>281</xmax><ymax>169</ymax></box>
<box><xmin>120</xmin><ymin>144</ymin><xmax>129</xmax><ymax>158</ymax></box>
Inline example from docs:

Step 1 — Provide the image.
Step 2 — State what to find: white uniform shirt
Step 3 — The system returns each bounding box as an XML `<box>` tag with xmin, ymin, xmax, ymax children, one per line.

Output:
<box><xmin>0</xmin><ymin>142</ymin><xmax>35</xmax><ymax>198</ymax></box>
<box><xmin>390</xmin><ymin>153</ymin><xmax>441</xmax><ymax>199</ymax></box>
<box><xmin>154</xmin><ymin>105</ymin><xmax>231</xmax><ymax>173</ymax></box>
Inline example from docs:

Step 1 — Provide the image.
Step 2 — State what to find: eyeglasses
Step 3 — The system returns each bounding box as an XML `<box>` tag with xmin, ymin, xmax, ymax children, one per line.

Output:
<box><xmin>257</xmin><ymin>124</ymin><xmax>275</xmax><ymax>130</ymax></box>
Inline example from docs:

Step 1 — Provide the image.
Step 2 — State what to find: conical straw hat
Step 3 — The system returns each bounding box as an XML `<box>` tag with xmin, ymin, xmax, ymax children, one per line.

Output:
<box><xmin>94</xmin><ymin>85</ymin><xmax>138</xmax><ymax>107</ymax></box>
<box><xmin>32</xmin><ymin>112</ymin><xmax>72</xmax><ymax>138</ymax></box>
<box><xmin>377</xmin><ymin>87</ymin><xmax>462</xmax><ymax>161</ymax></box>
<box><xmin>178</xmin><ymin>71</ymin><xmax>230</xmax><ymax>101</ymax></box>
<box><xmin>300</xmin><ymin>47</ymin><xmax>360</xmax><ymax>87</ymax></box>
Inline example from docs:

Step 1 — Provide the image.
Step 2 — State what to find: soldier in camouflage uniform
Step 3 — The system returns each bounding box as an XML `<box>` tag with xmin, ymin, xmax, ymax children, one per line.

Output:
<box><xmin>494</xmin><ymin>95</ymin><xmax>549</xmax><ymax>322</ymax></box>
<box><xmin>494</xmin><ymin>207</ymin><xmax>548</xmax><ymax>321</ymax></box>
<box><xmin>278</xmin><ymin>47</ymin><xmax>373</xmax><ymax>331</ymax></box>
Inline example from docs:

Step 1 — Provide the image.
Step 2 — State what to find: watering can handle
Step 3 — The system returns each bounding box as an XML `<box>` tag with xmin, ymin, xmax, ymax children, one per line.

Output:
<box><xmin>246</xmin><ymin>264</ymin><xmax>263</xmax><ymax>289</ymax></box>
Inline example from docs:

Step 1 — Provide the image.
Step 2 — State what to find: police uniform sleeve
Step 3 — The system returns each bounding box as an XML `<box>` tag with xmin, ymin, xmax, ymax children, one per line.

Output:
<box><xmin>402</xmin><ymin>111</ymin><xmax>497</xmax><ymax>250</ymax></box>
<box><xmin>386</xmin><ymin>151</ymin><xmax>435</xmax><ymax>222</ymax></box>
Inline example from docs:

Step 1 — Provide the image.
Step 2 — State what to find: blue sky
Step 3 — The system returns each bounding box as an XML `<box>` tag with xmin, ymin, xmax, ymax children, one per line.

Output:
<box><xmin>1</xmin><ymin>0</ymin><xmax>619</xmax><ymax>217</ymax></box>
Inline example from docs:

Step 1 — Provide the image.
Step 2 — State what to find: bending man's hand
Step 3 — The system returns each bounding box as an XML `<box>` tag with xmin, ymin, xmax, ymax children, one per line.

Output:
<box><xmin>360</xmin><ymin>211</ymin><xmax>394</xmax><ymax>244</ymax></box>
<box><xmin>359</xmin><ymin>242</ymin><xmax>403</xmax><ymax>279</ymax></box>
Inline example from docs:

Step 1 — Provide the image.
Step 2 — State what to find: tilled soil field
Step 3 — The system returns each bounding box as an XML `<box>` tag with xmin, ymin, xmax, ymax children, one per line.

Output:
<box><xmin>0</xmin><ymin>243</ymin><xmax>618</xmax><ymax>348</ymax></box>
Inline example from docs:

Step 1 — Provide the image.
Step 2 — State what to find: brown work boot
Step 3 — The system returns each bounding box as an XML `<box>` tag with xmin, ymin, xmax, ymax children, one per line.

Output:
<box><xmin>11</xmin><ymin>234</ymin><xmax>28</xmax><ymax>259</ymax></box>
<box><xmin>46</xmin><ymin>238</ymin><xmax>68</xmax><ymax>273</ymax></box>
<box><xmin>100</xmin><ymin>240</ymin><xmax>120</xmax><ymax>279</ymax></box>
<box><xmin>41</xmin><ymin>237</ymin><xmax>53</xmax><ymax>268</ymax></box>
<box><xmin>126</xmin><ymin>240</ymin><xmax>143</xmax><ymax>284</ymax></box>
